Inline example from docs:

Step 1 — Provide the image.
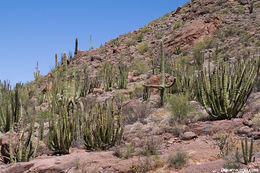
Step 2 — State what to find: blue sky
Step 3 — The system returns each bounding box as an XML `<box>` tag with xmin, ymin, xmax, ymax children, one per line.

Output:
<box><xmin>0</xmin><ymin>0</ymin><xmax>189</xmax><ymax>86</ymax></box>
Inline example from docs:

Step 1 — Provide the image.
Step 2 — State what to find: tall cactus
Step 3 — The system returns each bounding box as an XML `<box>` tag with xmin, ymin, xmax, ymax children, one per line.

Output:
<box><xmin>117</xmin><ymin>62</ymin><xmax>128</xmax><ymax>89</ymax></box>
<box><xmin>143</xmin><ymin>42</ymin><xmax>175</xmax><ymax>106</ymax></box>
<box><xmin>47</xmin><ymin>65</ymin><xmax>76</xmax><ymax>154</ymax></box>
<box><xmin>100</xmin><ymin>61</ymin><xmax>115</xmax><ymax>91</ymax></box>
<box><xmin>83</xmin><ymin>99</ymin><xmax>124</xmax><ymax>150</ymax></box>
<box><xmin>196</xmin><ymin>51</ymin><xmax>259</xmax><ymax>119</ymax></box>
<box><xmin>241</xmin><ymin>137</ymin><xmax>254</xmax><ymax>165</ymax></box>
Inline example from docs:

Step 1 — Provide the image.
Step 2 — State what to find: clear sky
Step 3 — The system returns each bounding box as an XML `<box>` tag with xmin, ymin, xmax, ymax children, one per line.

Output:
<box><xmin>0</xmin><ymin>0</ymin><xmax>189</xmax><ymax>86</ymax></box>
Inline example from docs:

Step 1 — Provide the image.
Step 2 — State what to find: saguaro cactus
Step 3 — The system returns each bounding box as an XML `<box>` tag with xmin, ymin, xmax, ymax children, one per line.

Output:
<box><xmin>143</xmin><ymin>42</ymin><xmax>175</xmax><ymax>106</ymax></box>
<box><xmin>196</xmin><ymin>51</ymin><xmax>259</xmax><ymax>119</ymax></box>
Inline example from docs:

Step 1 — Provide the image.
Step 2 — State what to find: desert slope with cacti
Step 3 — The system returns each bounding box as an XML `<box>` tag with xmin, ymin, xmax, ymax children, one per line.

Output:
<box><xmin>0</xmin><ymin>0</ymin><xmax>260</xmax><ymax>172</ymax></box>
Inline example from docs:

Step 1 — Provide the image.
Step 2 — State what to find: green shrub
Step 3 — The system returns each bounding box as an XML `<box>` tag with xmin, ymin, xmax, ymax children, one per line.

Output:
<box><xmin>126</xmin><ymin>39</ymin><xmax>136</xmax><ymax>47</ymax></box>
<box><xmin>192</xmin><ymin>38</ymin><xmax>215</xmax><ymax>68</ymax></box>
<box><xmin>140</xmin><ymin>26</ymin><xmax>151</xmax><ymax>34</ymax></box>
<box><xmin>142</xmin><ymin>137</ymin><xmax>161</xmax><ymax>156</ymax></box>
<box><xmin>137</xmin><ymin>41</ymin><xmax>149</xmax><ymax>55</ymax></box>
<box><xmin>110</xmin><ymin>38</ymin><xmax>120</xmax><ymax>47</ymax></box>
<box><xmin>132</xmin><ymin>33</ymin><xmax>144</xmax><ymax>42</ymax></box>
<box><xmin>173</xmin><ymin>21</ymin><xmax>183</xmax><ymax>29</ymax></box>
<box><xmin>131</xmin><ymin>59</ymin><xmax>150</xmax><ymax>75</ymax></box>
<box><xmin>167</xmin><ymin>93</ymin><xmax>194</xmax><ymax>122</ymax></box>
<box><xmin>154</xmin><ymin>32</ymin><xmax>163</xmax><ymax>39</ymax></box>
<box><xmin>167</xmin><ymin>151</ymin><xmax>189</xmax><ymax>169</ymax></box>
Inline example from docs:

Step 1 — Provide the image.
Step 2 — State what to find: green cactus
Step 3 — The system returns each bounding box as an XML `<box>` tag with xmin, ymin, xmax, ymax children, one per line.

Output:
<box><xmin>168</xmin><ymin>61</ymin><xmax>196</xmax><ymax>99</ymax></box>
<box><xmin>83</xmin><ymin>99</ymin><xmax>124</xmax><ymax>150</ymax></box>
<box><xmin>34</xmin><ymin>61</ymin><xmax>40</xmax><ymax>82</ymax></box>
<box><xmin>46</xmin><ymin>61</ymin><xmax>76</xmax><ymax>154</ymax></box>
<box><xmin>0</xmin><ymin>81</ymin><xmax>12</xmax><ymax>133</ymax></box>
<box><xmin>100</xmin><ymin>61</ymin><xmax>115</xmax><ymax>91</ymax></box>
<box><xmin>1</xmin><ymin>109</ymin><xmax>39</xmax><ymax>163</ymax></box>
<box><xmin>143</xmin><ymin>42</ymin><xmax>175</xmax><ymax>106</ymax></box>
<box><xmin>196</xmin><ymin>51</ymin><xmax>259</xmax><ymax>119</ymax></box>
<box><xmin>241</xmin><ymin>137</ymin><xmax>254</xmax><ymax>165</ymax></box>
<box><xmin>117</xmin><ymin>62</ymin><xmax>128</xmax><ymax>89</ymax></box>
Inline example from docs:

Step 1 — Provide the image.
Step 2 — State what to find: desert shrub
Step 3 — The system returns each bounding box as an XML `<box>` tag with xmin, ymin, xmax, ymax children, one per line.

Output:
<box><xmin>167</xmin><ymin>93</ymin><xmax>194</xmax><ymax>122</ymax></box>
<box><xmin>223</xmin><ymin>151</ymin><xmax>242</xmax><ymax>169</ymax></box>
<box><xmin>113</xmin><ymin>144</ymin><xmax>135</xmax><ymax>159</ymax></box>
<box><xmin>142</xmin><ymin>137</ymin><xmax>161</xmax><ymax>156</ymax></box>
<box><xmin>140</xmin><ymin>26</ymin><xmax>151</xmax><ymax>34</ymax></box>
<box><xmin>126</xmin><ymin>39</ymin><xmax>136</xmax><ymax>47</ymax></box>
<box><xmin>110</xmin><ymin>38</ymin><xmax>120</xmax><ymax>47</ymax></box>
<box><xmin>154</xmin><ymin>32</ymin><xmax>163</xmax><ymax>39</ymax></box>
<box><xmin>192</xmin><ymin>38</ymin><xmax>215</xmax><ymax>68</ymax></box>
<box><xmin>123</xmin><ymin>101</ymin><xmax>151</xmax><ymax>124</ymax></box>
<box><xmin>131</xmin><ymin>59</ymin><xmax>150</xmax><ymax>75</ymax></box>
<box><xmin>132</xmin><ymin>33</ymin><xmax>144</xmax><ymax>42</ymax></box>
<box><xmin>212</xmin><ymin>131</ymin><xmax>236</xmax><ymax>157</ymax></box>
<box><xmin>129</xmin><ymin>83</ymin><xmax>144</xmax><ymax>99</ymax></box>
<box><xmin>130</xmin><ymin>155</ymin><xmax>163</xmax><ymax>173</ymax></box>
<box><xmin>167</xmin><ymin>151</ymin><xmax>189</xmax><ymax>169</ymax></box>
<box><xmin>137</xmin><ymin>41</ymin><xmax>149</xmax><ymax>55</ymax></box>
<box><xmin>252</xmin><ymin>113</ymin><xmax>260</xmax><ymax>130</ymax></box>
<box><xmin>173</xmin><ymin>21</ymin><xmax>183</xmax><ymax>29</ymax></box>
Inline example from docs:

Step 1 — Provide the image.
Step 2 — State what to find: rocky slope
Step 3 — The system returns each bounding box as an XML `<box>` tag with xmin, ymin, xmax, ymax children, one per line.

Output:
<box><xmin>1</xmin><ymin>0</ymin><xmax>260</xmax><ymax>172</ymax></box>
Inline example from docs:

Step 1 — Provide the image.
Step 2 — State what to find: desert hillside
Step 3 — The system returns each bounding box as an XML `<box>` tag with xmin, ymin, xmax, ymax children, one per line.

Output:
<box><xmin>0</xmin><ymin>0</ymin><xmax>260</xmax><ymax>172</ymax></box>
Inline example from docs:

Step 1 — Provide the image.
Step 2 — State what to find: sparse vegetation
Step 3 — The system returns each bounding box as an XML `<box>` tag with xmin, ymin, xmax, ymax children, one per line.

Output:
<box><xmin>131</xmin><ymin>59</ymin><xmax>150</xmax><ymax>75</ymax></box>
<box><xmin>167</xmin><ymin>93</ymin><xmax>194</xmax><ymax>123</ymax></box>
<box><xmin>155</xmin><ymin>32</ymin><xmax>163</xmax><ymax>39</ymax></box>
<box><xmin>212</xmin><ymin>131</ymin><xmax>236</xmax><ymax>157</ymax></box>
<box><xmin>137</xmin><ymin>41</ymin><xmax>149</xmax><ymax>55</ymax></box>
<box><xmin>173</xmin><ymin>21</ymin><xmax>183</xmax><ymax>29</ymax></box>
<box><xmin>167</xmin><ymin>151</ymin><xmax>189</xmax><ymax>169</ymax></box>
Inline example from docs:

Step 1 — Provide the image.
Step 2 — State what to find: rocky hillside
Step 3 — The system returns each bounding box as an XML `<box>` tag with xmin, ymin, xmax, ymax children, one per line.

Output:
<box><xmin>1</xmin><ymin>0</ymin><xmax>260</xmax><ymax>172</ymax></box>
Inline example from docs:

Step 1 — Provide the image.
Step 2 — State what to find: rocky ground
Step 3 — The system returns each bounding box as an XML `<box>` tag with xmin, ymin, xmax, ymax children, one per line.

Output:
<box><xmin>1</xmin><ymin>0</ymin><xmax>260</xmax><ymax>172</ymax></box>
<box><xmin>1</xmin><ymin>92</ymin><xmax>260</xmax><ymax>173</ymax></box>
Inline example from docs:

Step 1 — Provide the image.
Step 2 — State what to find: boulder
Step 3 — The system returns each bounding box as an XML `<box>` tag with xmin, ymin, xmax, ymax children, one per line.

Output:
<box><xmin>237</xmin><ymin>126</ymin><xmax>254</xmax><ymax>136</ymax></box>
<box><xmin>181</xmin><ymin>132</ymin><xmax>197</xmax><ymax>140</ymax></box>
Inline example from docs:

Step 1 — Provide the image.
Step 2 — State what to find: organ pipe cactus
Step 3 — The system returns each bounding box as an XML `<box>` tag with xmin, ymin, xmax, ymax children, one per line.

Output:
<box><xmin>117</xmin><ymin>62</ymin><xmax>128</xmax><ymax>89</ymax></box>
<box><xmin>241</xmin><ymin>137</ymin><xmax>254</xmax><ymax>165</ymax></box>
<box><xmin>196</xmin><ymin>52</ymin><xmax>259</xmax><ymax>119</ymax></box>
<box><xmin>2</xmin><ymin>111</ymin><xmax>39</xmax><ymax>163</ymax></box>
<box><xmin>46</xmin><ymin>60</ymin><xmax>76</xmax><ymax>154</ymax></box>
<box><xmin>143</xmin><ymin>42</ymin><xmax>175</xmax><ymax>106</ymax></box>
<box><xmin>100</xmin><ymin>61</ymin><xmax>115</xmax><ymax>91</ymax></box>
<box><xmin>83</xmin><ymin>99</ymin><xmax>124</xmax><ymax>150</ymax></box>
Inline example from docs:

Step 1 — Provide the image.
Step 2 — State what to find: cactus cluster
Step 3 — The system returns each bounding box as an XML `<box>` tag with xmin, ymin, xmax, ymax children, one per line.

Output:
<box><xmin>83</xmin><ymin>99</ymin><xmax>124</xmax><ymax>150</ymax></box>
<box><xmin>196</xmin><ymin>51</ymin><xmax>259</xmax><ymax>119</ymax></box>
<box><xmin>100</xmin><ymin>61</ymin><xmax>115</xmax><ymax>91</ymax></box>
<box><xmin>240</xmin><ymin>137</ymin><xmax>254</xmax><ymax>165</ymax></box>
<box><xmin>0</xmin><ymin>82</ymin><xmax>39</xmax><ymax>163</ymax></box>
<box><xmin>168</xmin><ymin>62</ymin><xmax>196</xmax><ymax>99</ymax></box>
<box><xmin>143</xmin><ymin>42</ymin><xmax>175</xmax><ymax>106</ymax></box>
<box><xmin>117</xmin><ymin>62</ymin><xmax>128</xmax><ymax>89</ymax></box>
